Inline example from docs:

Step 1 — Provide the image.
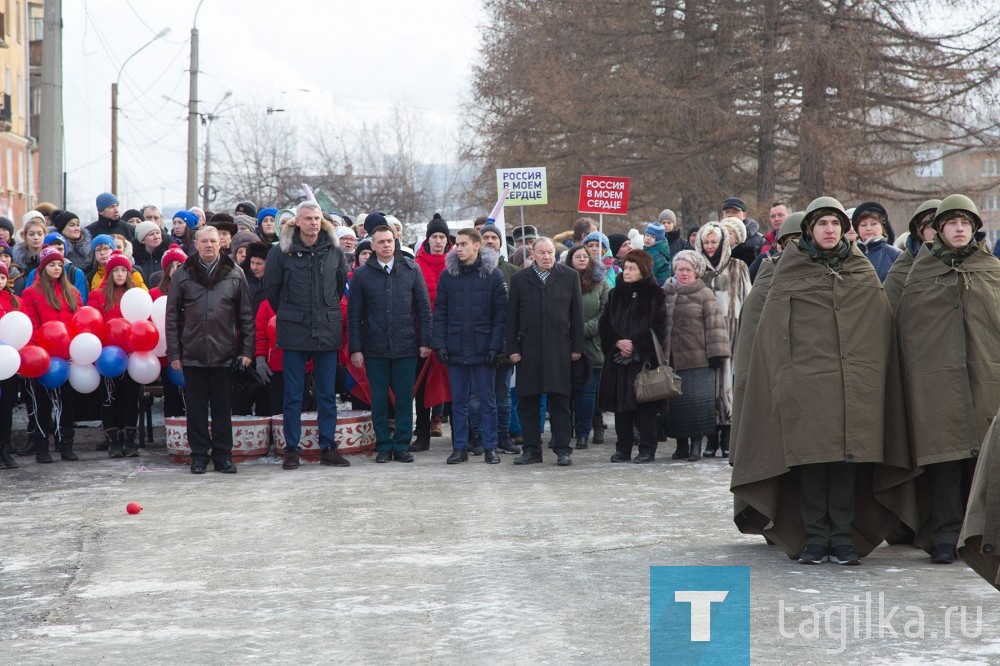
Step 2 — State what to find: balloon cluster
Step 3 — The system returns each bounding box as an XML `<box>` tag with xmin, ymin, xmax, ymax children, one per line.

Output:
<box><xmin>0</xmin><ymin>289</ymin><xmax>183</xmax><ymax>390</ymax></box>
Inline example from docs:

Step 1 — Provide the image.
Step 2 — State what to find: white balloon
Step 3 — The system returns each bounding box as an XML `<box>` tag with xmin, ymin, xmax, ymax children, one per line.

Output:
<box><xmin>68</xmin><ymin>362</ymin><xmax>101</xmax><ymax>393</ymax></box>
<box><xmin>0</xmin><ymin>344</ymin><xmax>20</xmax><ymax>380</ymax></box>
<box><xmin>152</xmin><ymin>330</ymin><xmax>167</xmax><ymax>357</ymax></box>
<box><xmin>69</xmin><ymin>333</ymin><xmax>103</xmax><ymax>365</ymax></box>
<box><xmin>119</xmin><ymin>288</ymin><xmax>153</xmax><ymax>323</ymax></box>
<box><xmin>0</xmin><ymin>311</ymin><xmax>33</xmax><ymax>350</ymax></box>
<box><xmin>151</xmin><ymin>296</ymin><xmax>168</xmax><ymax>332</ymax></box>
<box><xmin>127</xmin><ymin>351</ymin><xmax>161</xmax><ymax>385</ymax></box>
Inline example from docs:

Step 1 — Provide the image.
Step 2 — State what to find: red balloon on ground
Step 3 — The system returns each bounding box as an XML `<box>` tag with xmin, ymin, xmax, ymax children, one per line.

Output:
<box><xmin>105</xmin><ymin>318</ymin><xmax>134</xmax><ymax>353</ymax></box>
<box><xmin>18</xmin><ymin>344</ymin><xmax>51</xmax><ymax>378</ymax></box>
<box><xmin>37</xmin><ymin>321</ymin><xmax>71</xmax><ymax>360</ymax></box>
<box><xmin>126</xmin><ymin>502</ymin><xmax>142</xmax><ymax>515</ymax></box>
<box><xmin>130</xmin><ymin>320</ymin><xmax>159</xmax><ymax>353</ymax></box>
<box><xmin>71</xmin><ymin>306</ymin><xmax>105</xmax><ymax>338</ymax></box>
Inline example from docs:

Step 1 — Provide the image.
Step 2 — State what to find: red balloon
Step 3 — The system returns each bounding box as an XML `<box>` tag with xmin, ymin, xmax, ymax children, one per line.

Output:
<box><xmin>267</xmin><ymin>315</ymin><xmax>277</xmax><ymax>342</ymax></box>
<box><xmin>37</xmin><ymin>321</ymin><xmax>71</xmax><ymax>360</ymax></box>
<box><xmin>126</xmin><ymin>502</ymin><xmax>143</xmax><ymax>515</ymax></box>
<box><xmin>19</xmin><ymin>344</ymin><xmax>51</xmax><ymax>378</ymax></box>
<box><xmin>71</xmin><ymin>306</ymin><xmax>105</xmax><ymax>339</ymax></box>
<box><xmin>105</xmin><ymin>318</ymin><xmax>134</xmax><ymax>353</ymax></box>
<box><xmin>130</xmin><ymin>320</ymin><xmax>159</xmax><ymax>353</ymax></box>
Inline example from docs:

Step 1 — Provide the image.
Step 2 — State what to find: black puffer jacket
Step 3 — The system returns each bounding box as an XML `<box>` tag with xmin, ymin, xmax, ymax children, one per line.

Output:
<box><xmin>86</xmin><ymin>214</ymin><xmax>135</xmax><ymax>242</ymax></box>
<box><xmin>133</xmin><ymin>241</ymin><xmax>167</xmax><ymax>285</ymax></box>
<box><xmin>166</xmin><ymin>252</ymin><xmax>254</xmax><ymax>367</ymax></box>
<box><xmin>347</xmin><ymin>252</ymin><xmax>432</xmax><ymax>358</ymax></box>
<box><xmin>431</xmin><ymin>248</ymin><xmax>507</xmax><ymax>365</ymax></box>
<box><xmin>264</xmin><ymin>220</ymin><xmax>348</xmax><ymax>351</ymax></box>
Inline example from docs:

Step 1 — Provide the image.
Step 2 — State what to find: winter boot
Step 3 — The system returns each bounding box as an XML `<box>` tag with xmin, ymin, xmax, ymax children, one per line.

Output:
<box><xmin>575</xmin><ymin>436</ymin><xmax>589</xmax><ymax>450</ymax></box>
<box><xmin>720</xmin><ymin>426</ymin><xmax>730</xmax><ymax>458</ymax></box>
<box><xmin>409</xmin><ymin>433</ymin><xmax>431</xmax><ymax>452</ymax></box>
<box><xmin>0</xmin><ymin>442</ymin><xmax>17</xmax><ymax>468</ymax></box>
<box><xmin>58</xmin><ymin>439</ymin><xmax>79</xmax><ymax>461</ymax></box>
<box><xmin>591</xmin><ymin>425</ymin><xmax>605</xmax><ymax>445</ymax></box>
<box><xmin>469</xmin><ymin>432</ymin><xmax>485</xmax><ymax>456</ymax></box>
<box><xmin>687</xmin><ymin>438</ymin><xmax>703</xmax><ymax>462</ymax></box>
<box><xmin>671</xmin><ymin>438</ymin><xmax>689</xmax><ymax>460</ymax></box>
<box><xmin>123</xmin><ymin>428</ymin><xmax>140</xmax><ymax>457</ymax></box>
<box><xmin>703</xmin><ymin>433</ymin><xmax>719</xmax><ymax>457</ymax></box>
<box><xmin>15</xmin><ymin>440</ymin><xmax>37</xmax><ymax>456</ymax></box>
<box><xmin>36</xmin><ymin>440</ymin><xmax>53</xmax><ymax>463</ymax></box>
<box><xmin>430</xmin><ymin>415</ymin><xmax>443</xmax><ymax>437</ymax></box>
<box><xmin>106</xmin><ymin>428</ymin><xmax>123</xmax><ymax>459</ymax></box>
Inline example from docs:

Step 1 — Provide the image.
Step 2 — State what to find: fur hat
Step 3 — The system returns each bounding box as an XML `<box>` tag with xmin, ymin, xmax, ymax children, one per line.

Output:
<box><xmin>38</xmin><ymin>245</ymin><xmax>64</xmax><ymax>271</ymax></box>
<box><xmin>511</xmin><ymin>225</ymin><xmax>538</xmax><ymax>242</ymax></box>
<box><xmin>209</xmin><ymin>213</ymin><xmax>238</xmax><ymax>236</ymax></box>
<box><xmin>135</xmin><ymin>221</ymin><xmax>161</xmax><ymax>244</ymax></box>
<box><xmin>671</xmin><ymin>249</ymin><xmax>707</xmax><ymax>278</ymax></box>
<box><xmin>623</xmin><ymin>249</ymin><xmax>654</xmax><ymax>277</ymax></box>
<box><xmin>161</xmin><ymin>244</ymin><xmax>187</xmax><ymax>272</ymax></box>
<box><xmin>104</xmin><ymin>250</ymin><xmax>132</xmax><ymax>276</ymax></box>
<box><xmin>245</xmin><ymin>241</ymin><xmax>271</xmax><ymax>262</ymax></box>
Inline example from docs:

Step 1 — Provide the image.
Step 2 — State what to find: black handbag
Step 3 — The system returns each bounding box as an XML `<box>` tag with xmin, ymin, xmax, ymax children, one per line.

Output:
<box><xmin>230</xmin><ymin>356</ymin><xmax>265</xmax><ymax>393</ymax></box>
<box><xmin>633</xmin><ymin>329</ymin><xmax>682</xmax><ymax>403</ymax></box>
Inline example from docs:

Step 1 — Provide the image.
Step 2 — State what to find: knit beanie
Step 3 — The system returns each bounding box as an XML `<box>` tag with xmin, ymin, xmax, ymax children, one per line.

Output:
<box><xmin>583</xmin><ymin>231</ymin><xmax>610</xmax><ymax>251</ymax></box>
<box><xmin>336</xmin><ymin>226</ymin><xmax>357</xmax><ymax>240</ymax></box>
<box><xmin>121</xmin><ymin>208</ymin><xmax>143</xmax><ymax>224</ymax></box>
<box><xmin>426</xmin><ymin>215</ymin><xmax>450</xmax><ymax>239</ymax></box>
<box><xmin>135</xmin><ymin>221</ymin><xmax>161</xmax><ymax>244</ymax></box>
<box><xmin>173</xmin><ymin>210</ymin><xmax>199</xmax><ymax>229</ymax></box>
<box><xmin>43</xmin><ymin>232</ymin><xmax>67</xmax><ymax>248</ymax></box>
<box><xmin>104</xmin><ymin>250</ymin><xmax>132</xmax><ymax>276</ymax></box>
<box><xmin>0</xmin><ymin>217</ymin><xmax>13</xmax><ymax>237</ymax></box>
<box><xmin>644</xmin><ymin>223</ymin><xmax>666</xmax><ymax>242</ymax></box>
<box><xmin>257</xmin><ymin>207</ymin><xmax>279</xmax><ymax>224</ymax></box>
<box><xmin>53</xmin><ymin>211</ymin><xmax>79</xmax><ymax>233</ymax></box>
<box><xmin>276</xmin><ymin>208</ymin><xmax>295</xmax><ymax>226</ymax></box>
<box><xmin>233</xmin><ymin>214</ymin><xmax>257</xmax><ymax>234</ymax></box>
<box><xmin>161</xmin><ymin>244</ymin><xmax>187</xmax><ymax>272</ymax></box>
<box><xmin>607</xmin><ymin>233</ymin><xmax>628</xmax><ymax>258</ymax></box>
<box><xmin>235</xmin><ymin>201</ymin><xmax>258</xmax><ymax>219</ymax></box>
<box><xmin>92</xmin><ymin>234</ymin><xmax>115</xmax><ymax>252</ymax></box>
<box><xmin>230</xmin><ymin>230</ymin><xmax>260</xmax><ymax>258</ymax></box>
<box><xmin>0</xmin><ymin>263</ymin><xmax>8</xmax><ymax>278</ymax></box>
<box><xmin>38</xmin><ymin>245</ymin><xmax>64</xmax><ymax>271</ymax></box>
<box><xmin>22</xmin><ymin>210</ymin><xmax>44</xmax><ymax>227</ymax></box>
<box><xmin>354</xmin><ymin>239</ymin><xmax>372</xmax><ymax>267</ymax></box>
<box><xmin>0</xmin><ymin>240</ymin><xmax>12</xmax><ymax>257</ymax></box>
<box><xmin>96</xmin><ymin>192</ymin><xmax>119</xmax><ymax>212</ymax></box>
<box><xmin>480</xmin><ymin>223</ymin><xmax>502</xmax><ymax>239</ymax></box>
<box><xmin>657</xmin><ymin>209</ymin><xmax>677</xmax><ymax>225</ymax></box>
<box><xmin>364</xmin><ymin>212</ymin><xmax>389</xmax><ymax>237</ymax></box>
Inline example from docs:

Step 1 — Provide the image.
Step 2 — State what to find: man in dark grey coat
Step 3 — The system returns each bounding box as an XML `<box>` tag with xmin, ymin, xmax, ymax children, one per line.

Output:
<box><xmin>265</xmin><ymin>201</ymin><xmax>350</xmax><ymax>470</ymax></box>
<box><xmin>166</xmin><ymin>226</ymin><xmax>254</xmax><ymax>475</ymax></box>
<box><xmin>348</xmin><ymin>225</ymin><xmax>432</xmax><ymax>463</ymax></box>
<box><xmin>506</xmin><ymin>237</ymin><xmax>584</xmax><ymax>466</ymax></box>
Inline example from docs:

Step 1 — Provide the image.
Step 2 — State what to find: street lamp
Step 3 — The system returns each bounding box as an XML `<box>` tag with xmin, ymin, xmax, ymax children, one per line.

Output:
<box><xmin>110</xmin><ymin>27</ymin><xmax>170</xmax><ymax>194</ymax></box>
<box><xmin>200</xmin><ymin>91</ymin><xmax>232</xmax><ymax>210</ymax></box>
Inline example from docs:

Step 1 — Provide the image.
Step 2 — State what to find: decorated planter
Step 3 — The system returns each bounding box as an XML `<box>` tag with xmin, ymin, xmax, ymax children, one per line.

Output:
<box><xmin>166</xmin><ymin>415</ymin><xmax>271</xmax><ymax>464</ymax></box>
<box><xmin>272</xmin><ymin>410</ymin><xmax>375</xmax><ymax>461</ymax></box>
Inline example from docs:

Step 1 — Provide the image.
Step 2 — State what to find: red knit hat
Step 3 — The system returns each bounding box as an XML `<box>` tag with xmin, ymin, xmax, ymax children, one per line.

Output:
<box><xmin>161</xmin><ymin>244</ymin><xmax>187</xmax><ymax>272</ymax></box>
<box><xmin>104</xmin><ymin>250</ymin><xmax>132</xmax><ymax>276</ymax></box>
<box><xmin>0</xmin><ymin>263</ymin><xmax>9</xmax><ymax>278</ymax></box>
<box><xmin>38</xmin><ymin>245</ymin><xmax>64</xmax><ymax>272</ymax></box>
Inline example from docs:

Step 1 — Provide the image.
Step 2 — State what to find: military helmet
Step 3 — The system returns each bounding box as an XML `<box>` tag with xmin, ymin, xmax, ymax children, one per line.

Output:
<box><xmin>778</xmin><ymin>211</ymin><xmax>805</xmax><ymax>243</ymax></box>
<box><xmin>802</xmin><ymin>196</ymin><xmax>850</xmax><ymax>235</ymax></box>
<box><xmin>908</xmin><ymin>199</ymin><xmax>942</xmax><ymax>237</ymax></box>
<box><xmin>934</xmin><ymin>194</ymin><xmax>982</xmax><ymax>231</ymax></box>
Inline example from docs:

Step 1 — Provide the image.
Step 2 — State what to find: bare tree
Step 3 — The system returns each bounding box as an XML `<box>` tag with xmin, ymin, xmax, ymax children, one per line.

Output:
<box><xmin>212</xmin><ymin>109</ymin><xmax>303</xmax><ymax>210</ymax></box>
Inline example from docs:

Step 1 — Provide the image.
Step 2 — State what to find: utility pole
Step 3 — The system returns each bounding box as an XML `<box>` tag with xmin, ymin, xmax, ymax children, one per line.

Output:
<box><xmin>186</xmin><ymin>1</ymin><xmax>206</xmax><ymax>208</ymax></box>
<box><xmin>38</xmin><ymin>0</ymin><xmax>63</xmax><ymax>206</ymax></box>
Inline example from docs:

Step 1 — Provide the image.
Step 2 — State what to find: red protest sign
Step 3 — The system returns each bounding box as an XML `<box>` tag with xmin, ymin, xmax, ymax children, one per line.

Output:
<box><xmin>578</xmin><ymin>175</ymin><xmax>631</xmax><ymax>215</ymax></box>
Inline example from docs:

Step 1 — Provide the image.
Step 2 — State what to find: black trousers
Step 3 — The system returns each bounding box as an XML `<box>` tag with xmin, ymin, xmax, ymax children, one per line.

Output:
<box><xmin>518</xmin><ymin>392</ymin><xmax>572</xmax><ymax>455</ymax></box>
<box><xmin>928</xmin><ymin>458</ymin><xmax>977</xmax><ymax>546</ymax></box>
<box><xmin>0</xmin><ymin>375</ymin><xmax>19</xmax><ymax>444</ymax></box>
<box><xmin>614</xmin><ymin>403</ymin><xmax>660</xmax><ymax>456</ymax></box>
<box><xmin>101</xmin><ymin>374</ymin><xmax>140</xmax><ymax>430</ymax></box>
<box><xmin>799</xmin><ymin>462</ymin><xmax>857</xmax><ymax>548</ymax></box>
<box><xmin>183</xmin><ymin>366</ymin><xmax>233</xmax><ymax>464</ymax></box>
<box><xmin>29</xmin><ymin>380</ymin><xmax>75</xmax><ymax>445</ymax></box>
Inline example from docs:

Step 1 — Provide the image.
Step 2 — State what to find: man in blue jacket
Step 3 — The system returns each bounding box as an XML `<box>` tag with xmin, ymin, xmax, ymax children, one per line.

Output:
<box><xmin>265</xmin><ymin>201</ymin><xmax>350</xmax><ymax>470</ymax></box>
<box><xmin>432</xmin><ymin>228</ymin><xmax>508</xmax><ymax>464</ymax></box>
<box><xmin>348</xmin><ymin>225</ymin><xmax>433</xmax><ymax>463</ymax></box>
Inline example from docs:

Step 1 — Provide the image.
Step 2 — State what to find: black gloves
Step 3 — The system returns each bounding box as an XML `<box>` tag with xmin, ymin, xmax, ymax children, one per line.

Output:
<box><xmin>436</xmin><ymin>349</ymin><xmax>450</xmax><ymax>364</ymax></box>
<box><xmin>486</xmin><ymin>350</ymin><xmax>499</xmax><ymax>366</ymax></box>
<box><xmin>708</xmin><ymin>356</ymin><xmax>724</xmax><ymax>369</ymax></box>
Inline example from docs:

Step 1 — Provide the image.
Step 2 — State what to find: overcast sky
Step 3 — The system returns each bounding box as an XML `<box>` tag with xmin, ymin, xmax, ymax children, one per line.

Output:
<box><xmin>62</xmin><ymin>0</ymin><xmax>485</xmax><ymax>216</ymax></box>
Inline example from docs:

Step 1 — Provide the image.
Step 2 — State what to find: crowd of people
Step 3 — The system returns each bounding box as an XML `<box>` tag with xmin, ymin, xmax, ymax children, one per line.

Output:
<box><xmin>2</xmin><ymin>190</ymin><xmax>1000</xmax><ymax>590</ymax></box>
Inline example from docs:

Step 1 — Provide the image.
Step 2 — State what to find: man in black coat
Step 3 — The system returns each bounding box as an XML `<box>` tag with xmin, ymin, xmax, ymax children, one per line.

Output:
<box><xmin>506</xmin><ymin>237</ymin><xmax>585</xmax><ymax>466</ymax></box>
<box><xmin>166</xmin><ymin>226</ymin><xmax>254</xmax><ymax>475</ymax></box>
<box><xmin>265</xmin><ymin>202</ymin><xmax>350</xmax><ymax>470</ymax></box>
<box><xmin>432</xmin><ymin>229</ymin><xmax>508</xmax><ymax>465</ymax></box>
<box><xmin>348</xmin><ymin>225</ymin><xmax>433</xmax><ymax>463</ymax></box>
<box><xmin>86</xmin><ymin>192</ymin><xmax>135</xmax><ymax>242</ymax></box>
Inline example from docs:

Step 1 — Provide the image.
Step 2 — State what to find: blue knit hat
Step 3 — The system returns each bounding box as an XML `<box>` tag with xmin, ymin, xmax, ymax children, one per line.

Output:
<box><xmin>173</xmin><ymin>210</ymin><xmax>199</xmax><ymax>229</ymax></box>
<box><xmin>96</xmin><ymin>192</ymin><xmax>119</xmax><ymax>212</ymax></box>
<box><xmin>644</xmin><ymin>223</ymin><xmax>666</xmax><ymax>242</ymax></box>
<box><xmin>43</xmin><ymin>232</ymin><xmax>66</xmax><ymax>247</ymax></box>
<box><xmin>583</xmin><ymin>231</ymin><xmax>610</xmax><ymax>250</ymax></box>
<box><xmin>92</xmin><ymin>234</ymin><xmax>115</xmax><ymax>251</ymax></box>
<box><xmin>257</xmin><ymin>207</ymin><xmax>279</xmax><ymax>224</ymax></box>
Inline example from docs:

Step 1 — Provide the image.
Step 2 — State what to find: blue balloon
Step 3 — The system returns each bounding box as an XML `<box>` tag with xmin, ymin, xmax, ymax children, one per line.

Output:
<box><xmin>39</xmin><ymin>357</ymin><xmax>70</xmax><ymax>389</ymax></box>
<box><xmin>96</xmin><ymin>346</ymin><xmax>128</xmax><ymax>378</ymax></box>
<box><xmin>166</xmin><ymin>364</ymin><xmax>185</xmax><ymax>387</ymax></box>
